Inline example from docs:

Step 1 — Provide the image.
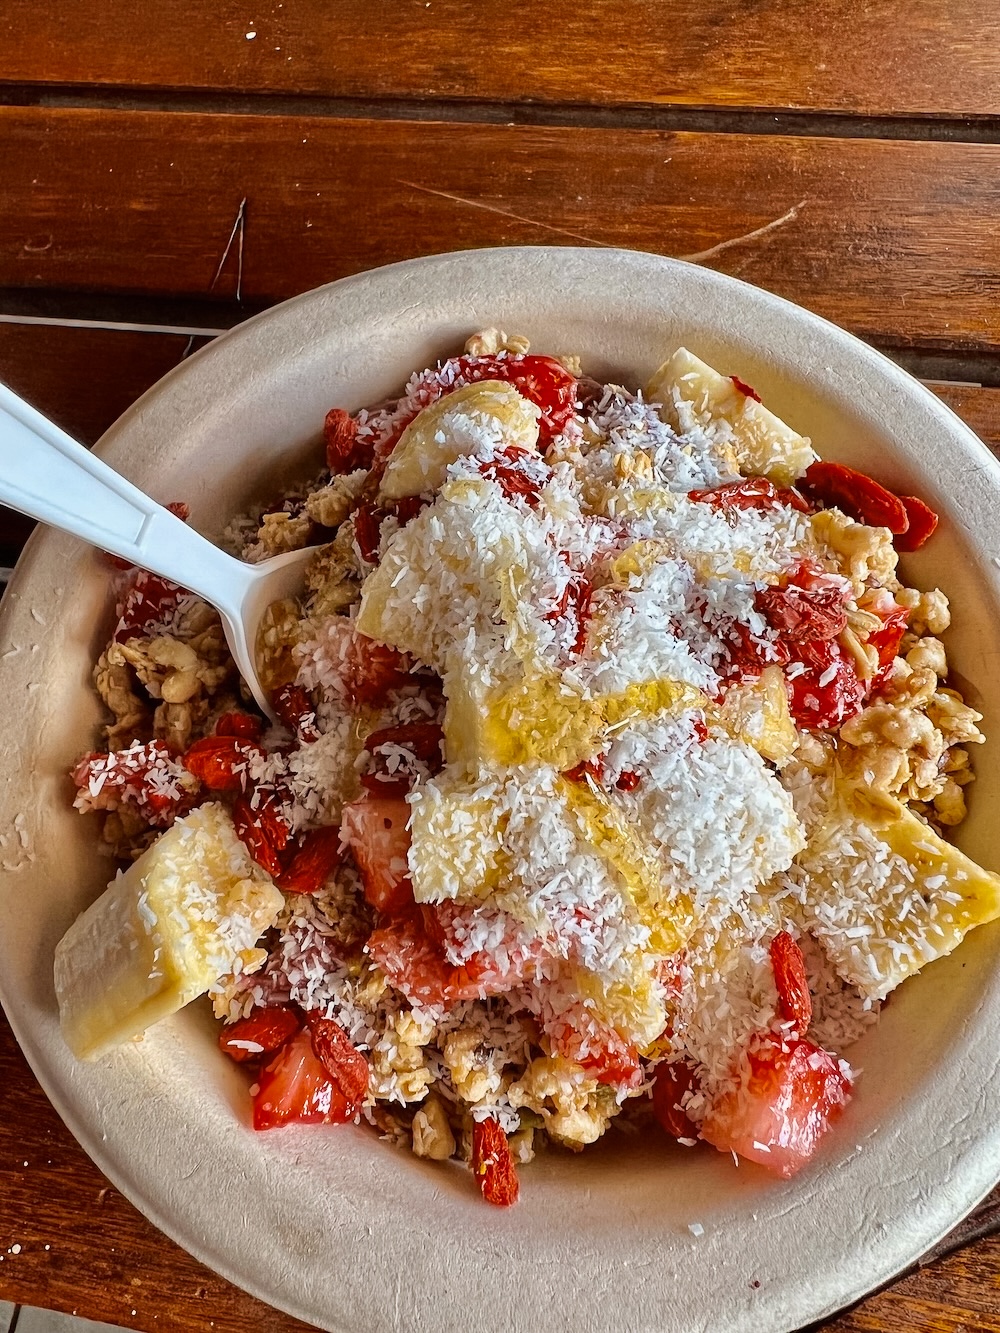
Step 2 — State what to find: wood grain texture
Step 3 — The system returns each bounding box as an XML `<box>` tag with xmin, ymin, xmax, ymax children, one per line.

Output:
<box><xmin>4</xmin><ymin>108</ymin><xmax>1000</xmax><ymax>356</ymax></box>
<box><xmin>0</xmin><ymin>324</ymin><xmax>204</xmax><ymax>566</ymax></box>
<box><xmin>0</xmin><ymin>1015</ymin><xmax>316</xmax><ymax>1333</ymax></box>
<box><xmin>3</xmin><ymin>0</ymin><xmax>1000</xmax><ymax>119</ymax></box>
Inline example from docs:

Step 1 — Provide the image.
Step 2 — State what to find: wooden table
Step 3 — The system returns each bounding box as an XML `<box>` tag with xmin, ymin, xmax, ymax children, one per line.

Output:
<box><xmin>4</xmin><ymin>3</ymin><xmax>1000</xmax><ymax>1328</ymax></box>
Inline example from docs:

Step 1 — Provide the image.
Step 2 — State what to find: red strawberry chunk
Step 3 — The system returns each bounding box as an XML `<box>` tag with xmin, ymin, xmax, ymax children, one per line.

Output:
<box><xmin>472</xmin><ymin>1115</ymin><xmax>519</xmax><ymax>1207</ymax></box>
<box><xmin>542</xmin><ymin>1001</ymin><xmax>643</xmax><ymax>1089</ymax></box>
<box><xmin>182</xmin><ymin>735</ymin><xmax>266</xmax><ymax>793</ymax></box>
<box><xmin>341</xmin><ymin>798</ymin><xmax>415</xmax><ymax>914</ymax></box>
<box><xmin>219</xmin><ymin>1006</ymin><xmax>300</xmax><ymax>1063</ymax></box>
<box><xmin>895</xmin><ymin>494</ymin><xmax>939</xmax><ymax>552</ymax></box>
<box><xmin>321</xmin><ymin>620</ymin><xmax>417</xmax><ymax>707</ymax></box>
<box><xmin>769</xmin><ymin>931</ymin><xmax>812</xmax><ymax>1031</ymax></box>
<box><xmin>454</xmin><ymin>353</ymin><xmax>577</xmax><ymax>446</ymax></box>
<box><xmin>800</xmin><ymin>461</ymin><xmax>909</xmax><ymax>534</ymax></box>
<box><xmin>71</xmin><ymin>740</ymin><xmax>197</xmax><ymax>828</ymax></box>
<box><xmin>699</xmin><ymin>1036</ymin><xmax>852</xmax><ymax>1178</ymax></box>
<box><xmin>304</xmin><ymin>1011</ymin><xmax>370</xmax><ymax>1106</ymax></box>
<box><xmin>252</xmin><ymin>1028</ymin><xmax>355</xmax><ymax>1130</ymax></box>
<box><xmin>366</xmin><ymin>910</ymin><xmax>529</xmax><ymax>1007</ymax></box>
<box><xmin>276</xmin><ymin>825</ymin><xmax>343</xmax><ymax>895</ymax></box>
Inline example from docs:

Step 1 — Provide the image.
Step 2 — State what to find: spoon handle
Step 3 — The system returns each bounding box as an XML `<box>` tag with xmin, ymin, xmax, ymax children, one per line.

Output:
<box><xmin>0</xmin><ymin>381</ymin><xmax>247</xmax><ymax>609</ymax></box>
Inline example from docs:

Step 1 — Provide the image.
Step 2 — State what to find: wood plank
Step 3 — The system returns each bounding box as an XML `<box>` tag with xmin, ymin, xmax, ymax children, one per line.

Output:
<box><xmin>3</xmin><ymin>108</ymin><xmax>1000</xmax><ymax>355</ymax></box>
<box><xmin>929</xmin><ymin>383</ymin><xmax>1000</xmax><ymax>457</ymax></box>
<box><xmin>0</xmin><ymin>1015</ymin><xmax>316</xmax><ymax>1333</ymax></box>
<box><xmin>3</xmin><ymin>0</ymin><xmax>1000</xmax><ymax>120</ymax></box>
<box><xmin>1</xmin><ymin>318</ymin><xmax>999</xmax><ymax>569</ymax></box>
<box><xmin>0</xmin><ymin>325</ymin><xmax>204</xmax><ymax>567</ymax></box>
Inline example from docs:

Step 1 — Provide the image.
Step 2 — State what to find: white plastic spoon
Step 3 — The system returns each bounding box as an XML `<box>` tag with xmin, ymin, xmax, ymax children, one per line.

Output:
<box><xmin>0</xmin><ymin>381</ymin><xmax>318</xmax><ymax>721</ymax></box>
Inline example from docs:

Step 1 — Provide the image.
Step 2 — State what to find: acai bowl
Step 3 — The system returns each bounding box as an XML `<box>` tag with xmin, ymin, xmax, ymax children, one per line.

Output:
<box><xmin>2</xmin><ymin>247</ymin><xmax>1000</xmax><ymax>1333</ymax></box>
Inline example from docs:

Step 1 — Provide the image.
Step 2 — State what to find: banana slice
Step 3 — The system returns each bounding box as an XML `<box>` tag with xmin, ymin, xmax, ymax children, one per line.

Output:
<box><xmin>646</xmin><ymin>347</ymin><xmax>815</xmax><ymax>485</ymax></box>
<box><xmin>378</xmin><ymin>380</ymin><xmax>540</xmax><ymax>501</ymax></box>
<box><xmin>711</xmin><ymin>665</ymin><xmax>799</xmax><ymax>767</ymax></box>
<box><xmin>793</xmin><ymin>783</ymin><xmax>1000</xmax><ymax>1001</ymax></box>
<box><xmin>54</xmin><ymin>802</ymin><xmax>283</xmax><ymax>1061</ymax></box>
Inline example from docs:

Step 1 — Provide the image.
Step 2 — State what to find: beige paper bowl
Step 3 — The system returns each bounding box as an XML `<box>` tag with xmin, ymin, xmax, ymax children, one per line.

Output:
<box><xmin>2</xmin><ymin>248</ymin><xmax>1000</xmax><ymax>1332</ymax></box>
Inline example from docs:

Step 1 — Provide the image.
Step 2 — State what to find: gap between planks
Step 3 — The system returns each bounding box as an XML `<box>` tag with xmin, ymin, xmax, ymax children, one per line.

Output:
<box><xmin>4</xmin><ymin>84</ymin><xmax>1000</xmax><ymax>145</ymax></box>
<box><xmin>3</xmin><ymin>309</ymin><xmax>999</xmax><ymax>391</ymax></box>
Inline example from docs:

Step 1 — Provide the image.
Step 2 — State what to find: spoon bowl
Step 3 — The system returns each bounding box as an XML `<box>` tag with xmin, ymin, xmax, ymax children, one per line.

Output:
<box><xmin>0</xmin><ymin>380</ymin><xmax>317</xmax><ymax>721</ymax></box>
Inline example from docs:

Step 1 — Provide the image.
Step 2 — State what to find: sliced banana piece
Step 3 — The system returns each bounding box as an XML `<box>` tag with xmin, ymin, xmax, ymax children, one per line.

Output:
<box><xmin>711</xmin><ymin>665</ymin><xmax>799</xmax><ymax>766</ymax></box>
<box><xmin>646</xmin><ymin>347</ymin><xmax>815</xmax><ymax>485</ymax></box>
<box><xmin>54</xmin><ymin>802</ymin><xmax>283</xmax><ymax>1061</ymax></box>
<box><xmin>379</xmin><ymin>380</ymin><xmax>540</xmax><ymax>501</ymax></box>
<box><xmin>792</xmin><ymin>781</ymin><xmax>1000</xmax><ymax>1001</ymax></box>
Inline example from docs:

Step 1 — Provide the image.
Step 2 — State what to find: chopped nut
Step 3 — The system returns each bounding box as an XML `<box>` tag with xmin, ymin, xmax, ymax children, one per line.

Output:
<box><xmin>304</xmin><ymin>470</ymin><xmax>368</xmax><ymax>529</ymax></box>
<box><xmin>463</xmin><ymin>328</ymin><xmax>531</xmax><ymax>357</ymax></box>
<box><xmin>411</xmin><ymin>1095</ymin><xmax>457</xmax><ymax>1160</ymax></box>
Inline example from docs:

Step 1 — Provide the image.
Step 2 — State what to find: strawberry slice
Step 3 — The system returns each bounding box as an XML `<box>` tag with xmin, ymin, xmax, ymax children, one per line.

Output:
<box><xmin>471</xmin><ymin>1115</ymin><xmax>519</xmax><ymax>1207</ymax></box>
<box><xmin>219</xmin><ymin>1006</ymin><xmax>300</xmax><ymax>1063</ymax></box>
<box><xmin>699</xmin><ymin>1036</ymin><xmax>852</xmax><ymax>1178</ymax></box>
<box><xmin>341</xmin><ymin>797</ymin><xmax>415</xmax><ymax>914</ymax></box>
<box><xmin>252</xmin><ymin>1028</ymin><xmax>355</xmax><ymax>1130</ymax></box>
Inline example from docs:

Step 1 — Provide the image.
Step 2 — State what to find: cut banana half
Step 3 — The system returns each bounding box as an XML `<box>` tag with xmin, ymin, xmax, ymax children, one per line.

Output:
<box><xmin>54</xmin><ymin>803</ymin><xmax>283</xmax><ymax>1061</ymax></box>
<box><xmin>646</xmin><ymin>347</ymin><xmax>815</xmax><ymax>486</ymax></box>
<box><xmin>791</xmin><ymin>781</ymin><xmax>1000</xmax><ymax>1001</ymax></box>
<box><xmin>379</xmin><ymin>380</ymin><xmax>540</xmax><ymax>501</ymax></box>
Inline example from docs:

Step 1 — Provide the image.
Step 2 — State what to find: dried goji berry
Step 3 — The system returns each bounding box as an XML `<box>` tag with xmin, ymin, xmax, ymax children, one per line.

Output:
<box><xmin>359</xmin><ymin>722</ymin><xmax>445</xmax><ymax>797</ymax></box>
<box><xmin>215</xmin><ymin>711</ymin><xmax>264</xmax><ymax>740</ymax></box>
<box><xmin>471</xmin><ymin>1115</ymin><xmax>520</xmax><ymax>1207</ymax></box>
<box><xmin>352</xmin><ymin>502</ymin><xmax>385</xmax><ymax>564</ymax></box>
<box><xmin>563</xmin><ymin>756</ymin><xmax>605</xmax><ymax>785</ymax></box>
<box><xmin>544</xmin><ymin>574</ymin><xmax>593</xmax><ymax>656</ymax></box>
<box><xmin>800</xmin><ymin>461</ymin><xmax>909</xmax><ymax>534</ymax></box>
<box><xmin>894</xmin><ymin>494</ymin><xmax>939</xmax><ymax>552</ymax></box>
<box><xmin>219</xmin><ymin>1006</ymin><xmax>300</xmax><ymax>1063</ymax></box>
<box><xmin>113</xmin><ymin>569</ymin><xmax>186</xmax><ymax>641</ymax></box>
<box><xmin>304</xmin><ymin>1011</ymin><xmax>370</xmax><ymax>1107</ymax></box>
<box><xmin>276</xmin><ymin>825</ymin><xmax>343</xmax><ymax>894</ymax></box>
<box><xmin>324</xmin><ymin>407</ymin><xmax>374</xmax><ymax>475</ymax></box>
<box><xmin>770</xmin><ymin>930</ymin><xmax>812</xmax><ymax>1031</ymax></box>
<box><xmin>233</xmin><ymin>792</ymin><xmax>289</xmax><ymax>877</ymax></box>
<box><xmin>730</xmin><ymin>375</ymin><xmax>762</xmax><ymax>403</ymax></box>
<box><xmin>272</xmin><ymin>683</ymin><xmax>321</xmax><ymax>743</ymax></box>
